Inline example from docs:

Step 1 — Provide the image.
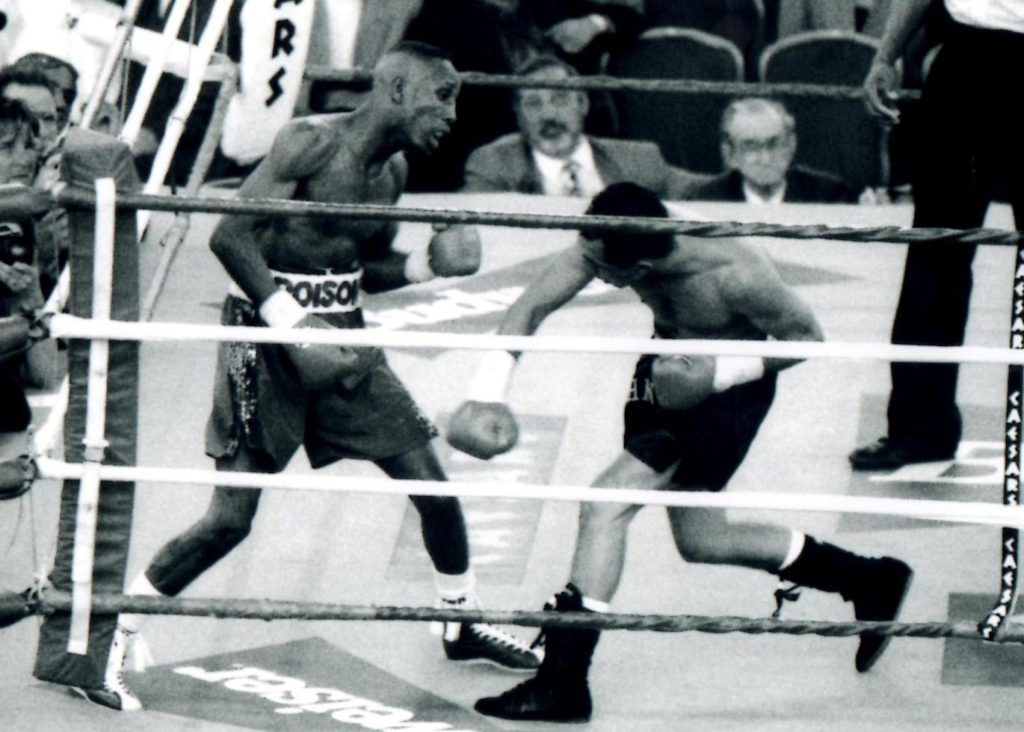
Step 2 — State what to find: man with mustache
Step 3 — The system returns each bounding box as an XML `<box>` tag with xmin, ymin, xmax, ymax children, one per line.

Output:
<box><xmin>462</xmin><ymin>55</ymin><xmax>702</xmax><ymax>198</ymax></box>
<box><xmin>87</xmin><ymin>42</ymin><xmax>539</xmax><ymax>713</ymax></box>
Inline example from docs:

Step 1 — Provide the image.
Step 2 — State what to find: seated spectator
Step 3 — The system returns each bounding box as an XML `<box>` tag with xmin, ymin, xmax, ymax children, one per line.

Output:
<box><xmin>523</xmin><ymin>1</ymin><xmax>645</xmax><ymax>76</ymax></box>
<box><xmin>10</xmin><ymin>53</ymin><xmax>78</xmax><ymax>130</ymax></box>
<box><xmin>462</xmin><ymin>55</ymin><xmax>704</xmax><ymax>198</ymax></box>
<box><xmin>685</xmin><ymin>97</ymin><xmax>855</xmax><ymax>204</ymax></box>
<box><xmin>0</xmin><ymin>66</ymin><xmax>60</xmax><ymax>154</ymax></box>
<box><xmin>1</xmin><ymin>63</ymin><xmax>71</xmax><ymax>298</ymax></box>
<box><xmin>0</xmin><ymin>98</ymin><xmax>58</xmax><ymax>431</ymax></box>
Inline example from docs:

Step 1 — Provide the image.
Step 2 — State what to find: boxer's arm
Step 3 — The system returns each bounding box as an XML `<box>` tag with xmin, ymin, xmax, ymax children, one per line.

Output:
<box><xmin>210</xmin><ymin>120</ymin><xmax>336</xmax><ymax>304</ymax></box>
<box><xmin>499</xmin><ymin>244</ymin><xmax>596</xmax><ymax>339</ymax></box>
<box><xmin>448</xmin><ymin>245</ymin><xmax>595</xmax><ymax>457</ymax></box>
<box><xmin>720</xmin><ymin>260</ymin><xmax>824</xmax><ymax>374</ymax></box>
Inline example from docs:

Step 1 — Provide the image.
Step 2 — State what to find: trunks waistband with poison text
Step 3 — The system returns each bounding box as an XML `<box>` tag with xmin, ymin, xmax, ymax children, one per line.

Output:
<box><xmin>230</xmin><ymin>268</ymin><xmax>363</xmax><ymax>313</ymax></box>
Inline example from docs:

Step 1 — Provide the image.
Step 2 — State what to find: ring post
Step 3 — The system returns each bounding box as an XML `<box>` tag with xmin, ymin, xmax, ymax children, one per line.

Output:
<box><xmin>67</xmin><ymin>178</ymin><xmax>117</xmax><ymax>654</ymax></box>
<box><xmin>34</xmin><ymin>129</ymin><xmax>140</xmax><ymax>690</ymax></box>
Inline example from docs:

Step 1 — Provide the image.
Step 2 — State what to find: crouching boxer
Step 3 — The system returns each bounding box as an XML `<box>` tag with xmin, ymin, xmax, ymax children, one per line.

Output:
<box><xmin>448</xmin><ymin>182</ymin><xmax>915</xmax><ymax>723</ymax></box>
<box><xmin>86</xmin><ymin>42</ymin><xmax>539</xmax><ymax>714</ymax></box>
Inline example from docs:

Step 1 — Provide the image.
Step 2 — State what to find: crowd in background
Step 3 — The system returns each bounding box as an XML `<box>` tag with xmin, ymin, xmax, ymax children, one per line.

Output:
<box><xmin>0</xmin><ymin>1</ymin><xmax>951</xmax><ymax>200</ymax></box>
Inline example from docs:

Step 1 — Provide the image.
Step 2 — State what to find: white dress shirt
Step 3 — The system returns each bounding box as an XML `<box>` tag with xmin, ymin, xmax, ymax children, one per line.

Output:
<box><xmin>531</xmin><ymin>139</ymin><xmax>605</xmax><ymax>196</ymax></box>
<box><xmin>742</xmin><ymin>181</ymin><xmax>787</xmax><ymax>205</ymax></box>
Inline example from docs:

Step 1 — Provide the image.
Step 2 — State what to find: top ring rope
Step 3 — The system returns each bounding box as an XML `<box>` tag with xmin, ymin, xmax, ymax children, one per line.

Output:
<box><xmin>53</xmin><ymin>188</ymin><xmax>1022</xmax><ymax>246</ymax></box>
<box><xmin>303</xmin><ymin>67</ymin><xmax>922</xmax><ymax>102</ymax></box>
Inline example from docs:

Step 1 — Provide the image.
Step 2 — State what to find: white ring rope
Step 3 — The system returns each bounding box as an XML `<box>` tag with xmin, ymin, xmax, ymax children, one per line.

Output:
<box><xmin>32</xmin><ymin>457</ymin><xmax>1024</xmax><ymax>529</ymax></box>
<box><xmin>46</xmin><ymin>313</ymin><xmax>1024</xmax><ymax>366</ymax></box>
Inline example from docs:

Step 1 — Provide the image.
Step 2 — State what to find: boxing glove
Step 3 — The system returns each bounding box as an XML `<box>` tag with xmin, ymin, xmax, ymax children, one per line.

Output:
<box><xmin>406</xmin><ymin>224</ymin><xmax>482</xmax><ymax>282</ymax></box>
<box><xmin>650</xmin><ymin>354</ymin><xmax>716</xmax><ymax>411</ymax></box>
<box><xmin>652</xmin><ymin>354</ymin><xmax>766</xmax><ymax>410</ymax></box>
<box><xmin>447</xmin><ymin>400</ymin><xmax>520</xmax><ymax>459</ymax></box>
<box><xmin>259</xmin><ymin>290</ymin><xmax>380</xmax><ymax>391</ymax></box>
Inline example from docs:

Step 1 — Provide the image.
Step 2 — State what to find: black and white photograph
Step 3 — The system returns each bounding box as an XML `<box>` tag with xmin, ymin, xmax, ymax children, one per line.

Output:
<box><xmin>1</xmin><ymin>1</ymin><xmax>1022</xmax><ymax>730</ymax></box>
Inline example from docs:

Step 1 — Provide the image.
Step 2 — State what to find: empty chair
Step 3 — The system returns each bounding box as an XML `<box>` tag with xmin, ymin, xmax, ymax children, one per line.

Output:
<box><xmin>607</xmin><ymin>28</ymin><xmax>744</xmax><ymax>175</ymax></box>
<box><xmin>759</xmin><ymin>30</ymin><xmax>887</xmax><ymax>193</ymax></box>
<box><xmin>643</xmin><ymin>0</ymin><xmax>766</xmax><ymax>77</ymax></box>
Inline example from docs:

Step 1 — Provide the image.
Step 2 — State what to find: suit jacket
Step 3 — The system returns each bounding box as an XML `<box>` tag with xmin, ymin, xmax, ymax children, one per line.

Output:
<box><xmin>462</xmin><ymin>133</ymin><xmax>685</xmax><ymax>198</ymax></box>
<box><xmin>684</xmin><ymin>166</ymin><xmax>856</xmax><ymax>204</ymax></box>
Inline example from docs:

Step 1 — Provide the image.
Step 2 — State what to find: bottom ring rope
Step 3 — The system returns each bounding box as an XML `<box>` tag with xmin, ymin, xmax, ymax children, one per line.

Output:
<box><xmin>5</xmin><ymin>592</ymin><xmax>1023</xmax><ymax>643</ymax></box>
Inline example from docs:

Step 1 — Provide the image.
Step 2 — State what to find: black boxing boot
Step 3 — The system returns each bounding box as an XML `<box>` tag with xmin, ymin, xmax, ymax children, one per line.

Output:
<box><xmin>474</xmin><ymin>583</ymin><xmax>599</xmax><ymax>722</ymax></box>
<box><xmin>778</xmin><ymin>537</ymin><xmax>913</xmax><ymax>672</ymax></box>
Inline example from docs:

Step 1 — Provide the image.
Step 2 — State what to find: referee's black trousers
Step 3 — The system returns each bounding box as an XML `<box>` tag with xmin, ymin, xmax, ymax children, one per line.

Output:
<box><xmin>887</xmin><ymin>21</ymin><xmax>1024</xmax><ymax>451</ymax></box>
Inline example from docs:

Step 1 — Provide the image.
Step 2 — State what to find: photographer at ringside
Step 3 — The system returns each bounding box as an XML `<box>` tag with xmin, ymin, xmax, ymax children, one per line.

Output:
<box><xmin>0</xmin><ymin>97</ymin><xmax>58</xmax><ymax>432</ymax></box>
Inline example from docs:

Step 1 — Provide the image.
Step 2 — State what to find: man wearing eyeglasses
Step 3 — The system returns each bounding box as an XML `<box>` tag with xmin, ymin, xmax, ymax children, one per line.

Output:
<box><xmin>686</xmin><ymin>97</ymin><xmax>856</xmax><ymax>204</ymax></box>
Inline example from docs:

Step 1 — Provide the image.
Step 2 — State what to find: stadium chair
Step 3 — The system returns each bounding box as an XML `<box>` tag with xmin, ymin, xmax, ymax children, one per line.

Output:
<box><xmin>643</xmin><ymin>0</ymin><xmax>766</xmax><ymax>77</ymax></box>
<box><xmin>759</xmin><ymin>30</ymin><xmax>888</xmax><ymax>193</ymax></box>
<box><xmin>606</xmin><ymin>28</ymin><xmax>744</xmax><ymax>175</ymax></box>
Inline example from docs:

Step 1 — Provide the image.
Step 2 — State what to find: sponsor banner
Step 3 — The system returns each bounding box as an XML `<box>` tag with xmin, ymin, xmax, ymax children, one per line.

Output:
<box><xmin>841</xmin><ymin>397</ymin><xmax>1002</xmax><ymax>533</ymax></box>
<box><xmin>941</xmin><ymin>593</ymin><xmax>1024</xmax><ymax>687</ymax></box>
<box><xmin>132</xmin><ymin>637</ymin><xmax>501</xmax><ymax>731</ymax></box>
<box><xmin>388</xmin><ymin>414</ymin><xmax>566</xmax><ymax>584</ymax></box>
<box><xmin>221</xmin><ymin>0</ymin><xmax>315</xmax><ymax>165</ymax></box>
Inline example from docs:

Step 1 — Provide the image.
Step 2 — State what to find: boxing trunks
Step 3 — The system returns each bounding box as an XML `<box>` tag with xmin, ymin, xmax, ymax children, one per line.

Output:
<box><xmin>205</xmin><ymin>268</ymin><xmax>437</xmax><ymax>470</ymax></box>
<box><xmin>624</xmin><ymin>353</ymin><xmax>776</xmax><ymax>490</ymax></box>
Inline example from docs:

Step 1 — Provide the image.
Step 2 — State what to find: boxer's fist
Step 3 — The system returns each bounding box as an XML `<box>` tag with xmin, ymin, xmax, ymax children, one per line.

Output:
<box><xmin>447</xmin><ymin>400</ymin><xmax>519</xmax><ymax>459</ymax></box>
<box><xmin>260</xmin><ymin>292</ymin><xmax>380</xmax><ymax>391</ymax></box>
<box><xmin>282</xmin><ymin>314</ymin><xmax>383</xmax><ymax>391</ymax></box>
<box><xmin>651</xmin><ymin>354</ymin><xmax>715</xmax><ymax>411</ymax></box>
<box><xmin>428</xmin><ymin>224</ymin><xmax>481</xmax><ymax>277</ymax></box>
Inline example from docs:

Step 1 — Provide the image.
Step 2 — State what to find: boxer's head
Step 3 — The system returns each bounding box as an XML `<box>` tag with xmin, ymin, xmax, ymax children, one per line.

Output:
<box><xmin>373</xmin><ymin>42</ymin><xmax>460</xmax><ymax>154</ymax></box>
<box><xmin>579</xmin><ymin>182</ymin><xmax>673</xmax><ymax>287</ymax></box>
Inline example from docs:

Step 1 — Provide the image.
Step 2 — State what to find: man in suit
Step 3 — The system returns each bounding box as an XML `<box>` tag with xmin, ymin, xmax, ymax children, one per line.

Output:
<box><xmin>686</xmin><ymin>97</ymin><xmax>856</xmax><ymax>204</ymax></box>
<box><xmin>462</xmin><ymin>55</ymin><xmax>703</xmax><ymax>198</ymax></box>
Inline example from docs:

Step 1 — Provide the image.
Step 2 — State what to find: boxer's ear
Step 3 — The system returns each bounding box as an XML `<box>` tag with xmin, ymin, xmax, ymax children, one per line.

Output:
<box><xmin>389</xmin><ymin>76</ymin><xmax>405</xmax><ymax>105</ymax></box>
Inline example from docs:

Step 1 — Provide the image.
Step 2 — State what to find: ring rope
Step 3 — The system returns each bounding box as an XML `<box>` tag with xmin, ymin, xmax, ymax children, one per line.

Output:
<box><xmin>45</xmin><ymin>314</ymin><xmax>1024</xmax><ymax>367</ymax></box>
<box><xmin>8</xmin><ymin>592</ymin><xmax>1021</xmax><ymax>643</ymax></box>
<box><xmin>303</xmin><ymin>67</ymin><xmax>922</xmax><ymax>102</ymax></box>
<box><xmin>53</xmin><ymin>187</ymin><xmax>1023</xmax><ymax>246</ymax></box>
<box><xmin>979</xmin><ymin>244</ymin><xmax>1024</xmax><ymax>639</ymax></box>
<box><xmin>32</xmin><ymin>458</ymin><xmax>1024</xmax><ymax>530</ymax></box>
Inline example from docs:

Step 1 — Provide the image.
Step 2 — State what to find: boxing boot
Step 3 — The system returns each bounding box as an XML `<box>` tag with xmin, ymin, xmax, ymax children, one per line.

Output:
<box><xmin>778</xmin><ymin>537</ymin><xmax>913</xmax><ymax>672</ymax></box>
<box><xmin>474</xmin><ymin>584</ymin><xmax>599</xmax><ymax>722</ymax></box>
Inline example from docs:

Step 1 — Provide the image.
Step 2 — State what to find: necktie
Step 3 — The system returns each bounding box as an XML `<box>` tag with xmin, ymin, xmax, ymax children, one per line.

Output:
<box><xmin>562</xmin><ymin>160</ymin><xmax>583</xmax><ymax>197</ymax></box>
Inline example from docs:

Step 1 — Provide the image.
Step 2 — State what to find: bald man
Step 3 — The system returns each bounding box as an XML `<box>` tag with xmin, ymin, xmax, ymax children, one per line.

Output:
<box><xmin>687</xmin><ymin>97</ymin><xmax>855</xmax><ymax>204</ymax></box>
